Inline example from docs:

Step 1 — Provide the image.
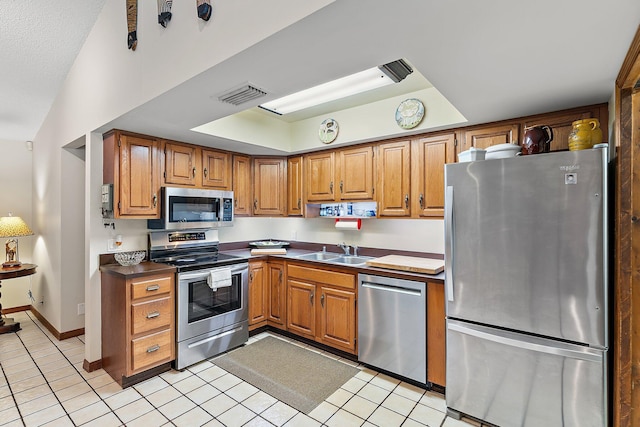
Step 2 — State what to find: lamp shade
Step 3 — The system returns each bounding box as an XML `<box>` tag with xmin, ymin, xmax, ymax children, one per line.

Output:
<box><xmin>0</xmin><ymin>215</ymin><xmax>33</xmax><ymax>238</ymax></box>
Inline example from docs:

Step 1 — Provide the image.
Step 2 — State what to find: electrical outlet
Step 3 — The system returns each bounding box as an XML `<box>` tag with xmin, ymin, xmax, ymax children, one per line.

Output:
<box><xmin>290</xmin><ymin>230</ymin><xmax>297</xmax><ymax>240</ymax></box>
<box><xmin>77</xmin><ymin>303</ymin><xmax>85</xmax><ymax>315</ymax></box>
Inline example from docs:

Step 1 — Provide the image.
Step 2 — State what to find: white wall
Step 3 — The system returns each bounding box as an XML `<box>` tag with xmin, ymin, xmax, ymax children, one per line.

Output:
<box><xmin>60</xmin><ymin>147</ymin><xmax>86</xmax><ymax>331</ymax></box>
<box><xmin>0</xmin><ymin>141</ymin><xmax>34</xmax><ymax>309</ymax></box>
<box><xmin>30</xmin><ymin>0</ymin><xmax>334</xmax><ymax>362</ymax></box>
<box><xmin>219</xmin><ymin>217</ymin><xmax>444</xmax><ymax>254</ymax></box>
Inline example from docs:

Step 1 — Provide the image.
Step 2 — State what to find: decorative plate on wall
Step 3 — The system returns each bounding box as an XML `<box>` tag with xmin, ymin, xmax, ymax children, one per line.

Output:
<box><xmin>395</xmin><ymin>98</ymin><xmax>425</xmax><ymax>129</ymax></box>
<box><xmin>318</xmin><ymin>118</ymin><xmax>339</xmax><ymax>144</ymax></box>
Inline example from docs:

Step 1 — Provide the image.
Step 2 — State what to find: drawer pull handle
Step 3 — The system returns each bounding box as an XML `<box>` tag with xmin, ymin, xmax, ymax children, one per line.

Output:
<box><xmin>146</xmin><ymin>285</ymin><xmax>160</xmax><ymax>292</ymax></box>
<box><xmin>147</xmin><ymin>344</ymin><xmax>160</xmax><ymax>353</ymax></box>
<box><xmin>147</xmin><ymin>311</ymin><xmax>160</xmax><ymax>319</ymax></box>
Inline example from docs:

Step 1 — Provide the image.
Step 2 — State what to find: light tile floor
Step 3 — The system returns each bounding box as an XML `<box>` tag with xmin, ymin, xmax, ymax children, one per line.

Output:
<box><xmin>0</xmin><ymin>311</ymin><xmax>486</xmax><ymax>427</ymax></box>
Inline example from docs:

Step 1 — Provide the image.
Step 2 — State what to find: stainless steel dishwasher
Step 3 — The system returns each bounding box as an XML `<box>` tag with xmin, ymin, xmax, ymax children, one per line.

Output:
<box><xmin>358</xmin><ymin>273</ymin><xmax>426</xmax><ymax>384</ymax></box>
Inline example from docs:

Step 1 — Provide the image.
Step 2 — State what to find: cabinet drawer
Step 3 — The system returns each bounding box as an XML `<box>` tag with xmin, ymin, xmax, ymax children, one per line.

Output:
<box><xmin>131</xmin><ymin>329</ymin><xmax>173</xmax><ymax>372</ymax></box>
<box><xmin>131</xmin><ymin>297</ymin><xmax>172</xmax><ymax>335</ymax></box>
<box><xmin>131</xmin><ymin>275</ymin><xmax>173</xmax><ymax>300</ymax></box>
<box><xmin>288</xmin><ymin>264</ymin><xmax>355</xmax><ymax>290</ymax></box>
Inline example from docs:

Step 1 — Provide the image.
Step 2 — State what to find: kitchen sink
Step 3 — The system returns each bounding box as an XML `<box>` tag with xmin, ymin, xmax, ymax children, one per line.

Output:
<box><xmin>331</xmin><ymin>255</ymin><xmax>373</xmax><ymax>266</ymax></box>
<box><xmin>296</xmin><ymin>252</ymin><xmax>341</xmax><ymax>261</ymax></box>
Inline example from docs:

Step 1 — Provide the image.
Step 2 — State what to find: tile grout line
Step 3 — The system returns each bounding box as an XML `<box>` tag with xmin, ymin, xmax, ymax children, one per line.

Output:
<box><xmin>17</xmin><ymin>311</ymin><xmax>129</xmax><ymax>426</ymax></box>
<box><xmin>0</xmin><ymin>359</ymin><xmax>26</xmax><ymax>426</ymax></box>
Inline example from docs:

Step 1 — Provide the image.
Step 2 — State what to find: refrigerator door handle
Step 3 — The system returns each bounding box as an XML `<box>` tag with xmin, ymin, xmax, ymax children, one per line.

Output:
<box><xmin>448</xmin><ymin>321</ymin><xmax>603</xmax><ymax>363</ymax></box>
<box><xmin>445</xmin><ymin>185</ymin><xmax>454</xmax><ymax>302</ymax></box>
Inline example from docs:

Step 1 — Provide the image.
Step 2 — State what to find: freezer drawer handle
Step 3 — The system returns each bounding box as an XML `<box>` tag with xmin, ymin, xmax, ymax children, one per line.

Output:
<box><xmin>445</xmin><ymin>186</ymin><xmax>454</xmax><ymax>302</ymax></box>
<box><xmin>449</xmin><ymin>322</ymin><xmax>603</xmax><ymax>362</ymax></box>
<box><xmin>362</xmin><ymin>282</ymin><xmax>422</xmax><ymax>297</ymax></box>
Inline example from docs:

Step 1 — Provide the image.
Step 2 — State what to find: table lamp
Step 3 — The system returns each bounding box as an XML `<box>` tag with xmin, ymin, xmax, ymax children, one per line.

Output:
<box><xmin>0</xmin><ymin>214</ymin><xmax>33</xmax><ymax>268</ymax></box>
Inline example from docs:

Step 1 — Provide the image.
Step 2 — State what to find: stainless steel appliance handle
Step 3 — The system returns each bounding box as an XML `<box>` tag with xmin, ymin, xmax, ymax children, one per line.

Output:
<box><xmin>445</xmin><ymin>185</ymin><xmax>454</xmax><ymax>302</ymax></box>
<box><xmin>187</xmin><ymin>325</ymin><xmax>244</xmax><ymax>348</ymax></box>
<box><xmin>362</xmin><ymin>282</ymin><xmax>422</xmax><ymax>297</ymax></box>
<box><xmin>448</xmin><ymin>321</ymin><xmax>603</xmax><ymax>362</ymax></box>
<box><xmin>178</xmin><ymin>263</ymin><xmax>248</xmax><ymax>282</ymax></box>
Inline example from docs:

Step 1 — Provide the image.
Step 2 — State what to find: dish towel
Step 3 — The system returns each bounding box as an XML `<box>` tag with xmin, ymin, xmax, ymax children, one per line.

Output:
<box><xmin>207</xmin><ymin>267</ymin><xmax>231</xmax><ymax>291</ymax></box>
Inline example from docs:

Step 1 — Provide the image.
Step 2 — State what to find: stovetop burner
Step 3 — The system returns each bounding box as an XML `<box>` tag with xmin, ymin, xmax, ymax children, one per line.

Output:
<box><xmin>148</xmin><ymin>229</ymin><xmax>245</xmax><ymax>272</ymax></box>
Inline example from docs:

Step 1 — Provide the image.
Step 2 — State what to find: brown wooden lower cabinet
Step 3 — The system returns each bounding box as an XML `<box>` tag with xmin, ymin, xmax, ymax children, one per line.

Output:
<box><xmin>427</xmin><ymin>281</ymin><xmax>446</xmax><ymax>387</ymax></box>
<box><xmin>286</xmin><ymin>263</ymin><xmax>357</xmax><ymax>354</ymax></box>
<box><xmin>267</xmin><ymin>260</ymin><xmax>286</xmax><ymax>329</ymax></box>
<box><xmin>100</xmin><ymin>266</ymin><xmax>175</xmax><ymax>387</ymax></box>
<box><xmin>248</xmin><ymin>260</ymin><xmax>267</xmax><ymax>329</ymax></box>
<box><xmin>249</xmin><ymin>260</ymin><xmax>287</xmax><ymax>331</ymax></box>
<box><xmin>248</xmin><ymin>259</ymin><xmax>446</xmax><ymax>383</ymax></box>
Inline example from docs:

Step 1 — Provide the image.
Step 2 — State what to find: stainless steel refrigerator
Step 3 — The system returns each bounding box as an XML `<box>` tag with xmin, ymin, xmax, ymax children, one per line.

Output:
<box><xmin>444</xmin><ymin>146</ymin><xmax>609</xmax><ymax>427</ymax></box>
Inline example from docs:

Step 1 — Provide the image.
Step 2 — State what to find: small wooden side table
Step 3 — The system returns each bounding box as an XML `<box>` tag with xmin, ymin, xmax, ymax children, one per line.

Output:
<box><xmin>0</xmin><ymin>263</ymin><xmax>37</xmax><ymax>334</ymax></box>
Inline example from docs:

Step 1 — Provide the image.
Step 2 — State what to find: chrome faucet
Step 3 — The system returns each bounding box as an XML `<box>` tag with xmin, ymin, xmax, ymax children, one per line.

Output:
<box><xmin>338</xmin><ymin>242</ymin><xmax>350</xmax><ymax>255</ymax></box>
<box><xmin>352</xmin><ymin>245</ymin><xmax>359</xmax><ymax>257</ymax></box>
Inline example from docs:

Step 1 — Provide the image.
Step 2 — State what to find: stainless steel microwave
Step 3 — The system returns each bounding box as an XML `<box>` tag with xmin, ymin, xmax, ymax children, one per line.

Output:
<box><xmin>147</xmin><ymin>187</ymin><xmax>234</xmax><ymax>230</ymax></box>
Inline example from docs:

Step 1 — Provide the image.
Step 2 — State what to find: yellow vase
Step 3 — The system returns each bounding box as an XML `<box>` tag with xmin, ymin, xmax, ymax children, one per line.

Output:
<box><xmin>568</xmin><ymin>119</ymin><xmax>602</xmax><ymax>151</ymax></box>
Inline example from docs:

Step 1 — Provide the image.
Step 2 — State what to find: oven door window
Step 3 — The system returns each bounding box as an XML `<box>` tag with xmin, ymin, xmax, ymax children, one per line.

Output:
<box><xmin>187</xmin><ymin>274</ymin><xmax>241</xmax><ymax>323</ymax></box>
<box><xmin>169</xmin><ymin>196</ymin><xmax>220</xmax><ymax>224</ymax></box>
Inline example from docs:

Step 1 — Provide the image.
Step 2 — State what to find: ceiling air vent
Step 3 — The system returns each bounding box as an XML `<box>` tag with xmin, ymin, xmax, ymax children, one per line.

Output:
<box><xmin>218</xmin><ymin>84</ymin><xmax>267</xmax><ymax>106</ymax></box>
<box><xmin>379</xmin><ymin>59</ymin><xmax>413</xmax><ymax>83</ymax></box>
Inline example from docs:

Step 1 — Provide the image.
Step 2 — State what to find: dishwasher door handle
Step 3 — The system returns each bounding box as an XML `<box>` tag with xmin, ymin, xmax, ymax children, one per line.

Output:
<box><xmin>361</xmin><ymin>282</ymin><xmax>422</xmax><ymax>297</ymax></box>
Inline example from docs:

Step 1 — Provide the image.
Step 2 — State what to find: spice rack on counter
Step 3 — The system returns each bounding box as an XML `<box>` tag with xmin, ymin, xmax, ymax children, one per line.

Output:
<box><xmin>305</xmin><ymin>201</ymin><xmax>377</xmax><ymax>219</ymax></box>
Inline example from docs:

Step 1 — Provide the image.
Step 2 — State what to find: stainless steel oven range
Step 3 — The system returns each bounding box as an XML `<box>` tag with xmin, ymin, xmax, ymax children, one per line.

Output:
<box><xmin>149</xmin><ymin>229</ymin><xmax>248</xmax><ymax>370</ymax></box>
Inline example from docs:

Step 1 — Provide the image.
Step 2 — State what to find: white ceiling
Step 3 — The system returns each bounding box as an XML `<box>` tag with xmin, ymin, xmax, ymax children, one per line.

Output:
<box><xmin>0</xmin><ymin>0</ymin><xmax>106</xmax><ymax>142</ymax></box>
<box><xmin>2</xmin><ymin>0</ymin><xmax>639</xmax><ymax>149</ymax></box>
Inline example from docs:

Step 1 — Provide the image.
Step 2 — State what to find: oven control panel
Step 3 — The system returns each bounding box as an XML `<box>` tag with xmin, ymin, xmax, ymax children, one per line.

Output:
<box><xmin>168</xmin><ymin>231</ymin><xmax>207</xmax><ymax>242</ymax></box>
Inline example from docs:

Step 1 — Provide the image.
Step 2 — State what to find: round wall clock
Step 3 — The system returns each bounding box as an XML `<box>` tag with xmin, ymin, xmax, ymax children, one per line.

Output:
<box><xmin>318</xmin><ymin>118</ymin><xmax>339</xmax><ymax>144</ymax></box>
<box><xmin>395</xmin><ymin>98</ymin><xmax>425</xmax><ymax>129</ymax></box>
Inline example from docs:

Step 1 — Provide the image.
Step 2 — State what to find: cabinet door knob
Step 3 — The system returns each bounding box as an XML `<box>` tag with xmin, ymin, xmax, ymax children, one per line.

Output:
<box><xmin>152</xmin><ymin>194</ymin><xmax>157</xmax><ymax>208</ymax></box>
<box><xmin>192</xmin><ymin>167</ymin><xmax>196</xmax><ymax>178</ymax></box>
<box><xmin>340</xmin><ymin>180</ymin><xmax>343</xmax><ymax>193</ymax></box>
<box><xmin>254</xmin><ymin>199</ymin><xmax>258</xmax><ymax>210</ymax></box>
<box><xmin>419</xmin><ymin>194</ymin><xmax>424</xmax><ymax>209</ymax></box>
<box><xmin>405</xmin><ymin>194</ymin><xmax>409</xmax><ymax>208</ymax></box>
<box><xmin>329</xmin><ymin>181</ymin><xmax>333</xmax><ymax>194</ymax></box>
<box><xmin>279</xmin><ymin>270</ymin><xmax>283</xmax><ymax>283</ymax></box>
<box><xmin>204</xmin><ymin>167</ymin><xmax>208</xmax><ymax>178</ymax></box>
<box><xmin>310</xmin><ymin>291</ymin><xmax>315</xmax><ymax>305</ymax></box>
<box><xmin>320</xmin><ymin>293</ymin><xmax>325</xmax><ymax>308</ymax></box>
<box><xmin>297</xmin><ymin>198</ymin><xmax>301</xmax><ymax>210</ymax></box>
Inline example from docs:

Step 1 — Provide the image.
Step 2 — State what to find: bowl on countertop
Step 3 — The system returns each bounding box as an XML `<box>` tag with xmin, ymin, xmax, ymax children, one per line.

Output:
<box><xmin>249</xmin><ymin>240</ymin><xmax>290</xmax><ymax>249</ymax></box>
<box><xmin>114</xmin><ymin>250</ymin><xmax>146</xmax><ymax>266</ymax></box>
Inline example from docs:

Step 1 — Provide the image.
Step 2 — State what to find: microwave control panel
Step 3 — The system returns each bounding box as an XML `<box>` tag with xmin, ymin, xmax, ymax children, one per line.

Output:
<box><xmin>222</xmin><ymin>198</ymin><xmax>233</xmax><ymax>221</ymax></box>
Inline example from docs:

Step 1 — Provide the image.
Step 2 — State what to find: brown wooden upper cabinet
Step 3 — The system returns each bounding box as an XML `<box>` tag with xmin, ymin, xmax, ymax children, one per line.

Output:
<box><xmin>253</xmin><ymin>157</ymin><xmax>286</xmax><ymax>216</ymax></box>
<box><xmin>232</xmin><ymin>154</ymin><xmax>252</xmax><ymax>216</ymax></box>
<box><xmin>376</xmin><ymin>139</ymin><xmax>411</xmax><ymax>217</ymax></box>
<box><xmin>201</xmin><ymin>148</ymin><xmax>231</xmax><ymax>189</ymax></box>
<box><xmin>287</xmin><ymin>156</ymin><xmax>304</xmax><ymax>216</ymax></box>
<box><xmin>305</xmin><ymin>151</ymin><xmax>335</xmax><ymax>202</ymax></box>
<box><xmin>411</xmin><ymin>133</ymin><xmax>456</xmax><ymax>217</ymax></box>
<box><xmin>103</xmin><ymin>130</ymin><xmax>161</xmax><ymax>218</ymax></box>
<box><xmin>458</xmin><ymin>123</ymin><xmax>520</xmax><ymax>153</ymax></box>
<box><xmin>164</xmin><ymin>141</ymin><xmax>231</xmax><ymax>189</ymax></box>
<box><xmin>305</xmin><ymin>145</ymin><xmax>374</xmax><ymax>203</ymax></box>
<box><xmin>164</xmin><ymin>141</ymin><xmax>197</xmax><ymax>186</ymax></box>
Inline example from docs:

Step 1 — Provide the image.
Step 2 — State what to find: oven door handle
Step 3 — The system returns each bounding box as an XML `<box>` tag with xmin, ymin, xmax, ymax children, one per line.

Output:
<box><xmin>178</xmin><ymin>264</ymin><xmax>248</xmax><ymax>281</ymax></box>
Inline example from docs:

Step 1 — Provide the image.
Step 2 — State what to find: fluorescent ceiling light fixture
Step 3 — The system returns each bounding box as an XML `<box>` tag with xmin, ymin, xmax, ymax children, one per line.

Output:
<box><xmin>260</xmin><ymin>60</ymin><xmax>412</xmax><ymax>115</ymax></box>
